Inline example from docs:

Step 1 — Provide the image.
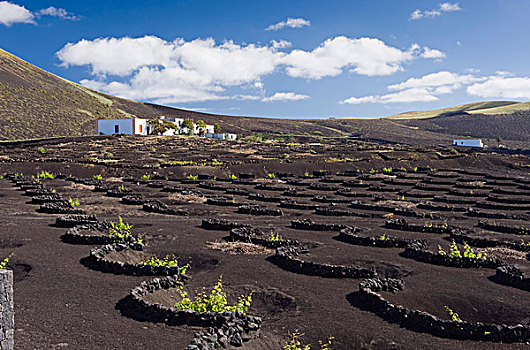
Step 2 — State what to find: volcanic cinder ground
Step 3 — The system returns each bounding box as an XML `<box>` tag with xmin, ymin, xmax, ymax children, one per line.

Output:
<box><xmin>0</xmin><ymin>135</ymin><xmax>529</xmax><ymax>350</ymax></box>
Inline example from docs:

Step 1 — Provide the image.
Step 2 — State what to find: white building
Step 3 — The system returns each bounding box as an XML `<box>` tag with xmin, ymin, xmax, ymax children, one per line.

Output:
<box><xmin>205</xmin><ymin>133</ymin><xmax>237</xmax><ymax>140</ymax></box>
<box><xmin>98</xmin><ymin>118</ymin><xmax>148</xmax><ymax>135</ymax></box>
<box><xmin>97</xmin><ymin>117</ymin><xmax>224</xmax><ymax>138</ymax></box>
<box><xmin>453</xmin><ymin>139</ymin><xmax>484</xmax><ymax>148</ymax></box>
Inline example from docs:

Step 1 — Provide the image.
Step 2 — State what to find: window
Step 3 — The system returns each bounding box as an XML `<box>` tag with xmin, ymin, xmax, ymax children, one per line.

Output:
<box><xmin>114</xmin><ymin>125</ymin><xmax>119</xmax><ymax>133</ymax></box>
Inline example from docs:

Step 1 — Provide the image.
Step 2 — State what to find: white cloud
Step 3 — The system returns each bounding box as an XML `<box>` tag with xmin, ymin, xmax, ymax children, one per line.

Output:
<box><xmin>266</xmin><ymin>17</ymin><xmax>310</xmax><ymax>31</ymax></box>
<box><xmin>36</xmin><ymin>6</ymin><xmax>79</xmax><ymax>20</ymax></box>
<box><xmin>388</xmin><ymin>71</ymin><xmax>481</xmax><ymax>91</ymax></box>
<box><xmin>467</xmin><ymin>76</ymin><xmax>530</xmax><ymax>99</ymax></box>
<box><xmin>57</xmin><ymin>36</ymin><xmax>177</xmax><ymax>76</ymax></box>
<box><xmin>281</xmin><ymin>37</ymin><xmax>436</xmax><ymax>79</ymax></box>
<box><xmin>57</xmin><ymin>35</ymin><xmax>443</xmax><ymax>103</ymax></box>
<box><xmin>0</xmin><ymin>2</ymin><xmax>78</xmax><ymax>26</ymax></box>
<box><xmin>420</xmin><ymin>47</ymin><xmax>446</xmax><ymax>59</ymax></box>
<box><xmin>271</xmin><ymin>40</ymin><xmax>292</xmax><ymax>49</ymax></box>
<box><xmin>262</xmin><ymin>92</ymin><xmax>309</xmax><ymax>102</ymax></box>
<box><xmin>0</xmin><ymin>1</ymin><xmax>34</xmax><ymax>26</ymax></box>
<box><xmin>342</xmin><ymin>71</ymin><xmax>486</xmax><ymax>105</ymax></box>
<box><xmin>410</xmin><ymin>2</ymin><xmax>462</xmax><ymax>20</ymax></box>
<box><xmin>439</xmin><ymin>2</ymin><xmax>462</xmax><ymax>12</ymax></box>
<box><xmin>234</xmin><ymin>94</ymin><xmax>262</xmax><ymax>101</ymax></box>
<box><xmin>341</xmin><ymin>88</ymin><xmax>439</xmax><ymax>104</ymax></box>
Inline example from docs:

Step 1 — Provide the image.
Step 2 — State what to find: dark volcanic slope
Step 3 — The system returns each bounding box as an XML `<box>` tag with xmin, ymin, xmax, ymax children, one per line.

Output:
<box><xmin>393</xmin><ymin>112</ymin><xmax>530</xmax><ymax>147</ymax></box>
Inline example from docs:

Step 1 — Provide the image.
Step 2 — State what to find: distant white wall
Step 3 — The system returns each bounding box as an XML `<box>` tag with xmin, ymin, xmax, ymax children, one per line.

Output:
<box><xmin>453</xmin><ymin>139</ymin><xmax>483</xmax><ymax>147</ymax></box>
<box><xmin>205</xmin><ymin>133</ymin><xmax>237</xmax><ymax>140</ymax></box>
<box><xmin>98</xmin><ymin>119</ymin><xmax>134</xmax><ymax>135</ymax></box>
<box><xmin>134</xmin><ymin>118</ymin><xmax>148</xmax><ymax>135</ymax></box>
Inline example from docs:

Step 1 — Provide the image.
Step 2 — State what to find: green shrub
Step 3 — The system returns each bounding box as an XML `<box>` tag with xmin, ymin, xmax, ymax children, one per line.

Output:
<box><xmin>267</xmin><ymin>173</ymin><xmax>276</xmax><ymax>179</ymax></box>
<box><xmin>36</xmin><ymin>171</ymin><xmax>55</xmax><ymax>179</ymax></box>
<box><xmin>444</xmin><ymin>306</ymin><xmax>462</xmax><ymax>322</ymax></box>
<box><xmin>141</xmin><ymin>174</ymin><xmax>151</xmax><ymax>181</ymax></box>
<box><xmin>229</xmin><ymin>174</ymin><xmax>237</xmax><ymax>180</ymax></box>
<box><xmin>438</xmin><ymin>241</ymin><xmax>486</xmax><ymax>260</ymax></box>
<box><xmin>140</xmin><ymin>255</ymin><xmax>189</xmax><ymax>274</ymax></box>
<box><xmin>313</xmin><ymin>130</ymin><xmax>323</xmax><ymax>135</ymax></box>
<box><xmin>108</xmin><ymin>216</ymin><xmax>133</xmax><ymax>242</ymax></box>
<box><xmin>93</xmin><ymin>174</ymin><xmax>103</xmax><ymax>180</ymax></box>
<box><xmin>68</xmin><ymin>198</ymin><xmax>80</xmax><ymax>206</ymax></box>
<box><xmin>187</xmin><ymin>174</ymin><xmax>198</xmax><ymax>180</ymax></box>
<box><xmin>0</xmin><ymin>253</ymin><xmax>13</xmax><ymax>269</ymax></box>
<box><xmin>36</xmin><ymin>147</ymin><xmax>45</xmax><ymax>154</ymax></box>
<box><xmin>174</xmin><ymin>276</ymin><xmax>252</xmax><ymax>314</ymax></box>
<box><xmin>268</xmin><ymin>232</ymin><xmax>283</xmax><ymax>242</ymax></box>
<box><xmin>283</xmin><ymin>330</ymin><xmax>334</xmax><ymax>350</ymax></box>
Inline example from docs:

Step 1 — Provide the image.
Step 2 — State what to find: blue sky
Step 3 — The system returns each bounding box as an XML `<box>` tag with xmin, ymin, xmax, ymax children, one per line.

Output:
<box><xmin>1</xmin><ymin>0</ymin><xmax>530</xmax><ymax>118</ymax></box>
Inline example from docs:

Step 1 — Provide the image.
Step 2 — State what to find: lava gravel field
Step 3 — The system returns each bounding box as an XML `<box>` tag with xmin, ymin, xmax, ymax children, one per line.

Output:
<box><xmin>0</xmin><ymin>135</ymin><xmax>529</xmax><ymax>350</ymax></box>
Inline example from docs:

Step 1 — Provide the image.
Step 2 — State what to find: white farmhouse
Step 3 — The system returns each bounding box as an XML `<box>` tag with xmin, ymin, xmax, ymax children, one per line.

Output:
<box><xmin>98</xmin><ymin>118</ymin><xmax>148</xmax><ymax>135</ymax></box>
<box><xmin>452</xmin><ymin>139</ymin><xmax>484</xmax><ymax>148</ymax></box>
<box><xmin>97</xmin><ymin>117</ymin><xmax>227</xmax><ymax>138</ymax></box>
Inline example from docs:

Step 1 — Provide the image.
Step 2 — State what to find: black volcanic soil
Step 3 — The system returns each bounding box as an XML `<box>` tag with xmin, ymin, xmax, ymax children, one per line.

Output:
<box><xmin>0</xmin><ymin>135</ymin><xmax>529</xmax><ymax>350</ymax></box>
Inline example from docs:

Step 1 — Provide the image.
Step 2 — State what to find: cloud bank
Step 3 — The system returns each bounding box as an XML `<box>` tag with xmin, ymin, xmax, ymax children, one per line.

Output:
<box><xmin>57</xmin><ymin>35</ymin><xmax>443</xmax><ymax>103</ymax></box>
<box><xmin>341</xmin><ymin>71</ymin><xmax>530</xmax><ymax>105</ymax></box>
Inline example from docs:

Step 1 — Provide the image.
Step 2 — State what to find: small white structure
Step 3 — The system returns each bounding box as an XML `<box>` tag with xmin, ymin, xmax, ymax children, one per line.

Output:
<box><xmin>98</xmin><ymin>118</ymin><xmax>148</xmax><ymax>135</ymax></box>
<box><xmin>205</xmin><ymin>133</ymin><xmax>237</xmax><ymax>140</ymax></box>
<box><xmin>453</xmin><ymin>139</ymin><xmax>484</xmax><ymax>148</ymax></box>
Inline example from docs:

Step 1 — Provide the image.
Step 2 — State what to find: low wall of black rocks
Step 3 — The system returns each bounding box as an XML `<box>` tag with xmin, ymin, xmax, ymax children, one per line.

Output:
<box><xmin>106</xmin><ymin>188</ymin><xmax>133</xmax><ymax>197</ymax></box>
<box><xmin>349</xmin><ymin>200</ymin><xmax>393</xmax><ymax>212</ymax></box>
<box><xmin>55</xmin><ymin>214</ymin><xmax>99</xmax><ymax>228</ymax></box>
<box><xmin>38</xmin><ymin>202</ymin><xmax>85</xmax><ymax>214</ymax></box>
<box><xmin>206</xmin><ymin>196</ymin><xmax>241</xmax><ymax>207</ymax></box>
<box><xmin>465</xmin><ymin>208</ymin><xmax>527</xmax><ymax>220</ymax></box>
<box><xmin>143</xmin><ymin>201</ymin><xmax>188</xmax><ymax>216</ymax></box>
<box><xmin>247</xmin><ymin>192</ymin><xmax>283</xmax><ymax>203</ymax></box>
<box><xmin>31</xmin><ymin>194</ymin><xmax>64</xmax><ymax>204</ymax></box>
<box><xmin>126</xmin><ymin>275</ymin><xmax>261</xmax><ymax>349</ymax></box>
<box><xmin>478</xmin><ymin>221</ymin><xmax>529</xmax><ymax>235</ymax></box>
<box><xmin>229</xmin><ymin>227</ymin><xmax>295</xmax><ymax>249</ymax></box>
<box><xmin>237</xmin><ymin>205</ymin><xmax>282</xmax><ymax>216</ymax></box>
<box><xmin>279</xmin><ymin>200</ymin><xmax>317</xmax><ymax>210</ymax></box>
<box><xmin>87</xmin><ymin>243</ymin><xmax>182</xmax><ymax>276</ymax></box>
<box><xmin>254</xmin><ymin>183</ymin><xmax>288</xmax><ymax>191</ymax></box>
<box><xmin>417</xmin><ymin>202</ymin><xmax>467</xmax><ymax>212</ymax></box>
<box><xmin>358</xmin><ymin>277</ymin><xmax>530</xmax><ymax>342</ymax></box>
<box><xmin>384</xmin><ymin>219</ymin><xmax>452</xmax><ymax>234</ymax></box>
<box><xmin>401</xmin><ymin>242</ymin><xmax>503</xmax><ymax>269</ymax></box>
<box><xmin>487</xmin><ymin>195</ymin><xmax>530</xmax><ymax>205</ymax></box>
<box><xmin>201</xmin><ymin>219</ymin><xmax>251</xmax><ymax>231</ymax></box>
<box><xmin>336</xmin><ymin>228</ymin><xmax>417</xmax><ymax>248</ymax></box>
<box><xmin>450</xmin><ymin>231</ymin><xmax>530</xmax><ymax>253</ymax></box>
<box><xmin>271</xmin><ymin>245</ymin><xmax>377</xmax><ymax>279</ymax></box>
<box><xmin>476</xmin><ymin>201</ymin><xmax>530</xmax><ymax>211</ymax></box>
<box><xmin>312</xmin><ymin>195</ymin><xmax>350</xmax><ymax>204</ymax></box>
<box><xmin>60</xmin><ymin>224</ymin><xmax>119</xmax><ymax>245</ymax></box>
<box><xmin>121</xmin><ymin>195</ymin><xmax>145</xmax><ymax>205</ymax></box>
<box><xmin>492</xmin><ymin>265</ymin><xmax>530</xmax><ymax>292</ymax></box>
<box><xmin>291</xmin><ymin>218</ymin><xmax>350</xmax><ymax>231</ymax></box>
<box><xmin>315</xmin><ymin>206</ymin><xmax>376</xmax><ymax>218</ymax></box>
